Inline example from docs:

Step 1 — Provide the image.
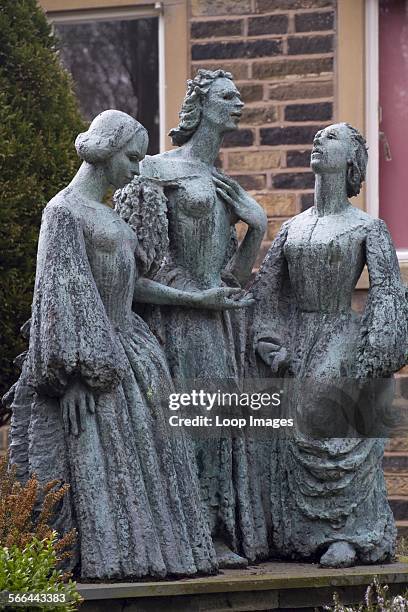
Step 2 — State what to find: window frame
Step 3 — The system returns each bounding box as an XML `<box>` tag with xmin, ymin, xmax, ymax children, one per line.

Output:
<box><xmin>39</xmin><ymin>0</ymin><xmax>188</xmax><ymax>152</ymax></box>
<box><xmin>365</xmin><ymin>0</ymin><xmax>408</xmax><ymax>263</ymax></box>
<box><xmin>337</xmin><ymin>0</ymin><xmax>408</xmax><ymax>285</ymax></box>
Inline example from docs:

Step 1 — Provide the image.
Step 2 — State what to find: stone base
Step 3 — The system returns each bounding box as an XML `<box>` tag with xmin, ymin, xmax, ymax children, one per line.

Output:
<box><xmin>78</xmin><ymin>559</ymin><xmax>408</xmax><ymax>611</ymax></box>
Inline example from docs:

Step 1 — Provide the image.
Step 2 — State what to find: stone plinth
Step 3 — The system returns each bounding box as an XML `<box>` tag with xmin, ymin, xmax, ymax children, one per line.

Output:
<box><xmin>78</xmin><ymin>560</ymin><xmax>408</xmax><ymax>611</ymax></box>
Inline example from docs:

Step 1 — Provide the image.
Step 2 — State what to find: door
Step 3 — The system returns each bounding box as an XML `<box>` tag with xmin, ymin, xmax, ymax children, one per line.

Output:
<box><xmin>379</xmin><ymin>0</ymin><xmax>408</xmax><ymax>249</ymax></box>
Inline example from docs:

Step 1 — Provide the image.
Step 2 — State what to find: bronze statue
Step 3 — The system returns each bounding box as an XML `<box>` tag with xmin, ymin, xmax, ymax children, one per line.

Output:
<box><xmin>249</xmin><ymin>123</ymin><xmax>407</xmax><ymax>567</ymax></box>
<box><xmin>6</xmin><ymin>110</ymin><xmax>252</xmax><ymax>580</ymax></box>
<box><xmin>140</xmin><ymin>69</ymin><xmax>269</xmax><ymax>567</ymax></box>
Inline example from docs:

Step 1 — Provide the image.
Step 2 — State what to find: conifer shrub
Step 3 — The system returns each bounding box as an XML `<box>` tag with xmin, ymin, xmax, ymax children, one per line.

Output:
<box><xmin>0</xmin><ymin>0</ymin><xmax>85</xmax><ymax>418</ymax></box>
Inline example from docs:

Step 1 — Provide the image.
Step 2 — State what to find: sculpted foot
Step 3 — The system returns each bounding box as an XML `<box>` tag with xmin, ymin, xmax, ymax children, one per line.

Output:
<box><xmin>319</xmin><ymin>541</ymin><xmax>357</xmax><ymax>568</ymax></box>
<box><xmin>214</xmin><ymin>540</ymin><xmax>248</xmax><ymax>569</ymax></box>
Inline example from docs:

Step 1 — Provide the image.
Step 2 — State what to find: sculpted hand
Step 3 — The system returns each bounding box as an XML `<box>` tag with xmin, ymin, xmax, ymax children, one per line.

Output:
<box><xmin>212</xmin><ymin>169</ymin><xmax>267</xmax><ymax>231</ymax></box>
<box><xmin>196</xmin><ymin>287</ymin><xmax>255</xmax><ymax>311</ymax></box>
<box><xmin>257</xmin><ymin>341</ymin><xmax>290</xmax><ymax>375</ymax></box>
<box><xmin>61</xmin><ymin>380</ymin><xmax>95</xmax><ymax>436</ymax></box>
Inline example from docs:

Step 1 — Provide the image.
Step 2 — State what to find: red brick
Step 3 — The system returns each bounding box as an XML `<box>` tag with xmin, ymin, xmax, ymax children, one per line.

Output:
<box><xmin>191</xmin><ymin>20</ymin><xmax>243</xmax><ymax>39</ymax></box>
<box><xmin>191</xmin><ymin>0</ymin><xmax>251</xmax><ymax>16</ymax></box>
<box><xmin>286</xmin><ymin>149</ymin><xmax>312</xmax><ymax>168</ymax></box>
<box><xmin>284</xmin><ymin>102</ymin><xmax>333</xmax><ymax>122</ymax></box>
<box><xmin>229</xmin><ymin>174</ymin><xmax>267</xmax><ymax>191</ymax></box>
<box><xmin>192</xmin><ymin>39</ymin><xmax>283</xmax><ymax>61</ymax></box>
<box><xmin>223</xmin><ymin>129</ymin><xmax>254</xmax><ymax>147</ymax></box>
<box><xmin>228</xmin><ymin>150</ymin><xmax>280</xmax><ymax>171</ymax></box>
<box><xmin>236</xmin><ymin>221</ymin><xmax>247</xmax><ymax>241</ymax></box>
<box><xmin>0</xmin><ymin>425</ymin><xmax>9</xmax><ymax>455</ymax></box>
<box><xmin>238</xmin><ymin>83</ymin><xmax>264</xmax><ymax>103</ymax></box>
<box><xmin>191</xmin><ymin>62</ymin><xmax>249</xmax><ymax>80</ymax></box>
<box><xmin>288</xmin><ymin>34</ymin><xmax>333</xmax><ymax>55</ymax></box>
<box><xmin>272</xmin><ymin>172</ymin><xmax>315</xmax><ymax>190</ymax></box>
<box><xmin>253</xmin><ymin>57</ymin><xmax>333</xmax><ymax>80</ymax></box>
<box><xmin>295</xmin><ymin>11</ymin><xmax>335</xmax><ymax>32</ymax></box>
<box><xmin>241</xmin><ymin>105</ymin><xmax>277</xmax><ymax>125</ymax></box>
<box><xmin>269</xmin><ymin>80</ymin><xmax>333</xmax><ymax>101</ymax></box>
<box><xmin>261</xmin><ymin>125</ymin><xmax>322</xmax><ymax>145</ymax></box>
<box><xmin>267</xmin><ymin>218</ymin><xmax>288</xmax><ymax>241</ymax></box>
<box><xmin>301</xmin><ymin>192</ymin><xmax>314</xmax><ymax>211</ymax></box>
<box><xmin>256</xmin><ymin>0</ymin><xmax>333</xmax><ymax>11</ymax></box>
<box><xmin>253</xmin><ymin>192</ymin><xmax>297</xmax><ymax>216</ymax></box>
<box><xmin>248</xmin><ymin>14</ymin><xmax>289</xmax><ymax>36</ymax></box>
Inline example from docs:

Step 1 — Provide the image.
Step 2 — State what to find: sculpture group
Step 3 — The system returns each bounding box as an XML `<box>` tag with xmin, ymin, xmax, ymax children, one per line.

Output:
<box><xmin>5</xmin><ymin>69</ymin><xmax>408</xmax><ymax>580</ymax></box>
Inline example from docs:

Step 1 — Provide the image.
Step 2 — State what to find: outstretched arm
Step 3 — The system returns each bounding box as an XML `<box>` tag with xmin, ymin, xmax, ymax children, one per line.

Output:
<box><xmin>247</xmin><ymin>219</ymin><xmax>295</xmax><ymax>375</ymax></box>
<box><xmin>134</xmin><ymin>277</ymin><xmax>254</xmax><ymax>311</ymax></box>
<box><xmin>358</xmin><ymin>219</ymin><xmax>408</xmax><ymax>377</ymax></box>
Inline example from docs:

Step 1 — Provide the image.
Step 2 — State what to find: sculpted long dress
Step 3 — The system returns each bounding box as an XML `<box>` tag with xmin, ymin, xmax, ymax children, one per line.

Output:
<box><xmin>139</xmin><ymin>155</ymin><xmax>269</xmax><ymax>563</ymax></box>
<box><xmin>9</xmin><ymin>191</ymin><xmax>217</xmax><ymax>580</ymax></box>
<box><xmin>249</xmin><ymin>206</ymin><xmax>407</xmax><ymax>562</ymax></box>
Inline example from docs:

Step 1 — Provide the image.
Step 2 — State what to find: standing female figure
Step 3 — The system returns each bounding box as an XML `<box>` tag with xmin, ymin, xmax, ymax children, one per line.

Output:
<box><xmin>250</xmin><ymin>123</ymin><xmax>407</xmax><ymax>567</ymax></box>
<box><xmin>6</xmin><ymin>110</ymin><xmax>249</xmax><ymax>580</ymax></box>
<box><xmin>140</xmin><ymin>70</ymin><xmax>269</xmax><ymax>566</ymax></box>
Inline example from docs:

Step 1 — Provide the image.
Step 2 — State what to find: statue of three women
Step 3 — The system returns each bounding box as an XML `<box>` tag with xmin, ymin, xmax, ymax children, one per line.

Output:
<box><xmin>5</xmin><ymin>68</ymin><xmax>407</xmax><ymax>580</ymax></box>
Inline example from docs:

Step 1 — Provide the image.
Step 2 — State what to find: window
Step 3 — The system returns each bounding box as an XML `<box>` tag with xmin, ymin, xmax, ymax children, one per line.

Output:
<box><xmin>336</xmin><ymin>0</ymin><xmax>408</xmax><ymax>285</ymax></box>
<box><xmin>55</xmin><ymin>17</ymin><xmax>160</xmax><ymax>154</ymax></box>
<box><xmin>40</xmin><ymin>0</ymin><xmax>189</xmax><ymax>152</ymax></box>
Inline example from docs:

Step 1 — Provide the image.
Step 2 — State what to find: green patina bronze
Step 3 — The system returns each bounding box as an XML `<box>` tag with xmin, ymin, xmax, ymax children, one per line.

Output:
<box><xmin>5</xmin><ymin>69</ymin><xmax>407</xmax><ymax>582</ymax></box>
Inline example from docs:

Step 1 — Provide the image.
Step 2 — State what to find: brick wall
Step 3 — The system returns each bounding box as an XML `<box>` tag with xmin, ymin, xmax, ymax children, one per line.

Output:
<box><xmin>0</xmin><ymin>425</ymin><xmax>8</xmax><ymax>456</ymax></box>
<box><xmin>189</xmin><ymin>1</ymin><xmax>408</xmax><ymax>528</ymax></box>
<box><xmin>189</xmin><ymin>0</ymin><xmax>335</xmax><ymax>259</ymax></box>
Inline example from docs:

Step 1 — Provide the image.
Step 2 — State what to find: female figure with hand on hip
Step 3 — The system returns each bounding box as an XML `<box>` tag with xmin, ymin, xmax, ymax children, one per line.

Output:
<box><xmin>7</xmin><ymin>110</ymin><xmax>251</xmax><ymax>580</ymax></box>
<box><xmin>140</xmin><ymin>69</ymin><xmax>269</xmax><ymax>567</ymax></box>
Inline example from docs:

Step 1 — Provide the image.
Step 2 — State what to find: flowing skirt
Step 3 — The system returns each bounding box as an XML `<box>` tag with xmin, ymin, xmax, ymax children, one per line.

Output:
<box><xmin>24</xmin><ymin>314</ymin><xmax>217</xmax><ymax>579</ymax></box>
<box><xmin>269</xmin><ymin>310</ymin><xmax>396</xmax><ymax>562</ymax></box>
<box><xmin>143</xmin><ymin>299</ymin><xmax>269</xmax><ymax>563</ymax></box>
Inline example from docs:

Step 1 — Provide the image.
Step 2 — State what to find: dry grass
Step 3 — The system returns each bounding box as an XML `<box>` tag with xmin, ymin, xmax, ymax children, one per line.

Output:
<box><xmin>397</xmin><ymin>536</ymin><xmax>408</xmax><ymax>558</ymax></box>
<box><xmin>0</xmin><ymin>453</ymin><xmax>76</xmax><ymax>566</ymax></box>
<box><xmin>324</xmin><ymin>577</ymin><xmax>408</xmax><ymax>611</ymax></box>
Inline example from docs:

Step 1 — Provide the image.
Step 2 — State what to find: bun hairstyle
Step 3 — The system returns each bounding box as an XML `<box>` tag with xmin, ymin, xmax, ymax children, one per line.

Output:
<box><xmin>169</xmin><ymin>69</ymin><xmax>234</xmax><ymax>146</ymax></box>
<box><xmin>344</xmin><ymin>123</ymin><xmax>368</xmax><ymax>198</ymax></box>
<box><xmin>75</xmin><ymin>109</ymin><xmax>147</xmax><ymax>163</ymax></box>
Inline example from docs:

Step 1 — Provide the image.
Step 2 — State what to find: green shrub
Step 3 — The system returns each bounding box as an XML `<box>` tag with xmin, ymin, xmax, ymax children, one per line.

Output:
<box><xmin>0</xmin><ymin>0</ymin><xmax>85</xmax><ymax>413</ymax></box>
<box><xmin>0</xmin><ymin>455</ymin><xmax>81</xmax><ymax>611</ymax></box>
<box><xmin>0</xmin><ymin>535</ymin><xmax>83</xmax><ymax>611</ymax></box>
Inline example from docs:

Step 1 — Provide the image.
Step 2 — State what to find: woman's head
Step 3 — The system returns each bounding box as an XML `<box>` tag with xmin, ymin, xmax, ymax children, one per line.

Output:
<box><xmin>75</xmin><ymin>110</ymin><xmax>149</xmax><ymax>188</ymax></box>
<box><xmin>169</xmin><ymin>69</ymin><xmax>244</xmax><ymax>146</ymax></box>
<box><xmin>311</xmin><ymin>123</ymin><xmax>368</xmax><ymax>197</ymax></box>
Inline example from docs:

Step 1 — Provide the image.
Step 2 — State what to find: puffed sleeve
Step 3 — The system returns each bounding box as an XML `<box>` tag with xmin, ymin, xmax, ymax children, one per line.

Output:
<box><xmin>114</xmin><ymin>176</ymin><xmax>169</xmax><ymax>278</ymax></box>
<box><xmin>246</xmin><ymin>220</ymin><xmax>296</xmax><ymax>372</ymax></box>
<box><xmin>26</xmin><ymin>203</ymin><xmax>127</xmax><ymax>396</ymax></box>
<box><xmin>357</xmin><ymin>218</ymin><xmax>408</xmax><ymax>378</ymax></box>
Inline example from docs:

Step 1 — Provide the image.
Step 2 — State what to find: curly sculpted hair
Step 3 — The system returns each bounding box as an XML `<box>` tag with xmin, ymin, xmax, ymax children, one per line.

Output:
<box><xmin>169</xmin><ymin>69</ymin><xmax>234</xmax><ymax>146</ymax></box>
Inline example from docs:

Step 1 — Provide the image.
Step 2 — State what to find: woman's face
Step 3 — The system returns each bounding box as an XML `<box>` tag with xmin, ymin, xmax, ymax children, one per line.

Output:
<box><xmin>311</xmin><ymin>123</ymin><xmax>353</xmax><ymax>174</ymax></box>
<box><xmin>104</xmin><ymin>131</ymin><xmax>148</xmax><ymax>189</ymax></box>
<box><xmin>201</xmin><ymin>77</ymin><xmax>244</xmax><ymax>132</ymax></box>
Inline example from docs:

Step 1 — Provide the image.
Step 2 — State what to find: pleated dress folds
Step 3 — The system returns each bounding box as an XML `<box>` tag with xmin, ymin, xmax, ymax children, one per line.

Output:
<box><xmin>248</xmin><ymin>208</ymin><xmax>408</xmax><ymax>563</ymax></box>
<box><xmin>10</xmin><ymin>195</ymin><xmax>217</xmax><ymax>580</ymax></box>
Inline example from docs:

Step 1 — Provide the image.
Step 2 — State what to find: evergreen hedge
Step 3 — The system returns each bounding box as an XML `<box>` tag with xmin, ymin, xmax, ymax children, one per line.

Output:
<box><xmin>0</xmin><ymin>0</ymin><xmax>85</xmax><ymax>417</ymax></box>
